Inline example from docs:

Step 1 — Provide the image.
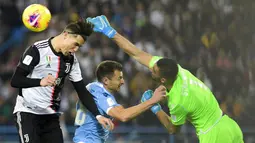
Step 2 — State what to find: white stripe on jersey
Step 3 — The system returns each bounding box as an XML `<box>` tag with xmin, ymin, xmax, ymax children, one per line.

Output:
<box><xmin>16</xmin><ymin>112</ymin><xmax>25</xmax><ymax>143</ymax></box>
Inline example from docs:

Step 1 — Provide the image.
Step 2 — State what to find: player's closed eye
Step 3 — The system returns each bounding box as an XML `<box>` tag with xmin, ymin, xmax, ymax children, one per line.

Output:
<box><xmin>75</xmin><ymin>43</ymin><xmax>80</xmax><ymax>47</ymax></box>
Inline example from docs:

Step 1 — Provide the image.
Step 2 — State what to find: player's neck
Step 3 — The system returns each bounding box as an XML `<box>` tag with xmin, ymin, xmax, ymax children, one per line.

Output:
<box><xmin>165</xmin><ymin>83</ymin><xmax>172</xmax><ymax>93</ymax></box>
<box><xmin>51</xmin><ymin>36</ymin><xmax>62</xmax><ymax>53</ymax></box>
<box><xmin>103</xmin><ymin>85</ymin><xmax>115</xmax><ymax>94</ymax></box>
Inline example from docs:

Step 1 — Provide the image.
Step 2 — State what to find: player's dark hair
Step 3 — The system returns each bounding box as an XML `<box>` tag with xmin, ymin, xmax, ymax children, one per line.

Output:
<box><xmin>96</xmin><ymin>61</ymin><xmax>123</xmax><ymax>82</ymax></box>
<box><xmin>63</xmin><ymin>19</ymin><xmax>93</xmax><ymax>40</ymax></box>
<box><xmin>156</xmin><ymin>58</ymin><xmax>178</xmax><ymax>83</ymax></box>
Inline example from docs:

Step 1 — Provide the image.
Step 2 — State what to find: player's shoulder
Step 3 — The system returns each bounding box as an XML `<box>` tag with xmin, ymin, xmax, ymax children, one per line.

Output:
<box><xmin>33</xmin><ymin>38</ymin><xmax>50</xmax><ymax>49</ymax></box>
<box><xmin>86</xmin><ymin>82</ymin><xmax>110</xmax><ymax>96</ymax></box>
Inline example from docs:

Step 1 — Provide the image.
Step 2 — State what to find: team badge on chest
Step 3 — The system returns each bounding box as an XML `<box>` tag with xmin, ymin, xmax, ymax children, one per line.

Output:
<box><xmin>46</xmin><ymin>55</ymin><xmax>52</xmax><ymax>68</ymax></box>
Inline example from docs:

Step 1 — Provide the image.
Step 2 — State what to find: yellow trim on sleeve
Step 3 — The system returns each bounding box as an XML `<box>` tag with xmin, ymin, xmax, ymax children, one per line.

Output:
<box><xmin>149</xmin><ymin>56</ymin><xmax>163</xmax><ymax>68</ymax></box>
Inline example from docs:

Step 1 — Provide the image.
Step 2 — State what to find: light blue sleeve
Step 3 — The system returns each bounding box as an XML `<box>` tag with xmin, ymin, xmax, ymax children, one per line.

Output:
<box><xmin>88</xmin><ymin>83</ymin><xmax>120</xmax><ymax>114</ymax></box>
<box><xmin>97</xmin><ymin>92</ymin><xmax>120</xmax><ymax>114</ymax></box>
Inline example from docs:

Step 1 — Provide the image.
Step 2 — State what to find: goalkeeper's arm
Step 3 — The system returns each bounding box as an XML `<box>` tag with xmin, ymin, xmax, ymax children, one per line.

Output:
<box><xmin>87</xmin><ymin>15</ymin><xmax>155</xmax><ymax>70</ymax></box>
<box><xmin>156</xmin><ymin>110</ymin><xmax>180</xmax><ymax>134</ymax></box>
<box><xmin>112</xmin><ymin>33</ymin><xmax>153</xmax><ymax>69</ymax></box>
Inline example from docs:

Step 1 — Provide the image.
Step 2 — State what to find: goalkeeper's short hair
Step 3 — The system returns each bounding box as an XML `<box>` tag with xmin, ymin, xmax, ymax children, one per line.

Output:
<box><xmin>157</xmin><ymin>58</ymin><xmax>178</xmax><ymax>83</ymax></box>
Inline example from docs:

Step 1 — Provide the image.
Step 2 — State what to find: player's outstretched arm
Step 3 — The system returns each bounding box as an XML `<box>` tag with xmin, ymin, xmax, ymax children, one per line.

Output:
<box><xmin>112</xmin><ymin>33</ymin><xmax>153</xmax><ymax>69</ymax></box>
<box><xmin>86</xmin><ymin>15</ymin><xmax>153</xmax><ymax>69</ymax></box>
<box><xmin>141</xmin><ymin>87</ymin><xmax>180</xmax><ymax>134</ymax></box>
<box><xmin>107</xmin><ymin>87</ymin><xmax>166</xmax><ymax>122</ymax></box>
<box><xmin>107</xmin><ymin>102</ymin><xmax>153</xmax><ymax>122</ymax></box>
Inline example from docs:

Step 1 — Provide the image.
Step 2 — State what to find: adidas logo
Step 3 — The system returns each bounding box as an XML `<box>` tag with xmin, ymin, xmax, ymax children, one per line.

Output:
<box><xmin>46</xmin><ymin>64</ymin><xmax>51</xmax><ymax>68</ymax></box>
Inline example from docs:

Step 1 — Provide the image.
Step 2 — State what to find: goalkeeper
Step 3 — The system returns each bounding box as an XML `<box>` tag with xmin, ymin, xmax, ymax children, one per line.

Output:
<box><xmin>86</xmin><ymin>15</ymin><xmax>244</xmax><ymax>143</ymax></box>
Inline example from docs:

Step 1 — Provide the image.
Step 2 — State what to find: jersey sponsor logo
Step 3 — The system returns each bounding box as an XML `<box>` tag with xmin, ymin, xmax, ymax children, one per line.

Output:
<box><xmin>55</xmin><ymin>77</ymin><xmax>63</xmax><ymax>87</ymax></box>
<box><xmin>107</xmin><ymin>98</ymin><xmax>115</xmax><ymax>106</ymax></box>
<box><xmin>65</xmin><ymin>63</ymin><xmax>71</xmax><ymax>73</ymax></box>
<box><xmin>46</xmin><ymin>64</ymin><xmax>51</xmax><ymax>68</ymax></box>
<box><xmin>103</xmin><ymin>93</ymin><xmax>108</xmax><ymax>97</ymax></box>
<box><xmin>55</xmin><ymin>95</ymin><xmax>61</xmax><ymax>102</ymax></box>
<box><xmin>46</xmin><ymin>55</ymin><xmax>52</xmax><ymax>68</ymax></box>
<box><xmin>22</xmin><ymin>55</ymin><xmax>33</xmax><ymax>65</ymax></box>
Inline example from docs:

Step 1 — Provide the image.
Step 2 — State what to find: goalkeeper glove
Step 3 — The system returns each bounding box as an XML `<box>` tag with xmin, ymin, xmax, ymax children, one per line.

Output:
<box><xmin>86</xmin><ymin>15</ymin><xmax>116</xmax><ymax>38</ymax></box>
<box><xmin>141</xmin><ymin>90</ymin><xmax>162</xmax><ymax>114</ymax></box>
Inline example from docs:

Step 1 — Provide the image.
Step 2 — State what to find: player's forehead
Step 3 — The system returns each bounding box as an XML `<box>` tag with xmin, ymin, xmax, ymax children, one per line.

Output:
<box><xmin>74</xmin><ymin>35</ymin><xmax>85</xmax><ymax>45</ymax></box>
<box><xmin>66</xmin><ymin>32</ymin><xmax>85</xmax><ymax>45</ymax></box>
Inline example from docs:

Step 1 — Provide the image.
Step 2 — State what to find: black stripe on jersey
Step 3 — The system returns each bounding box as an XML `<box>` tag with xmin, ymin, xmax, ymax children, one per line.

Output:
<box><xmin>49</xmin><ymin>55</ymin><xmax>74</xmax><ymax>112</ymax></box>
<box><xmin>11</xmin><ymin>45</ymin><xmax>41</xmax><ymax>96</ymax></box>
<box><xmin>17</xmin><ymin>45</ymin><xmax>40</xmax><ymax>73</ymax></box>
<box><xmin>50</xmin><ymin>56</ymin><xmax>61</xmax><ymax>112</ymax></box>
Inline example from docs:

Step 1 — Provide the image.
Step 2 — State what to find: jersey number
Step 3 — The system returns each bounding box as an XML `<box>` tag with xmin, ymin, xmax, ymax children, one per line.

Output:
<box><xmin>74</xmin><ymin>109</ymin><xmax>86</xmax><ymax>125</ymax></box>
<box><xmin>189</xmin><ymin>79</ymin><xmax>208</xmax><ymax>90</ymax></box>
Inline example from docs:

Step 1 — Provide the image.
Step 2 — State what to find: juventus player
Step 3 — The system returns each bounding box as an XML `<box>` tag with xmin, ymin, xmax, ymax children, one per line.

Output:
<box><xmin>10</xmin><ymin>20</ymin><xmax>114</xmax><ymax>143</ymax></box>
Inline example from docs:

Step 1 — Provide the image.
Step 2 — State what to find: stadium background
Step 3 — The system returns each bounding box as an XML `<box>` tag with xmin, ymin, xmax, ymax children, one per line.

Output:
<box><xmin>0</xmin><ymin>0</ymin><xmax>255</xmax><ymax>142</ymax></box>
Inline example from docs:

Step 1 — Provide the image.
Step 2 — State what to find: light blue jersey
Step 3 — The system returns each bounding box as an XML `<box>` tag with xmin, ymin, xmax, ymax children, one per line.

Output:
<box><xmin>73</xmin><ymin>82</ymin><xmax>120</xmax><ymax>143</ymax></box>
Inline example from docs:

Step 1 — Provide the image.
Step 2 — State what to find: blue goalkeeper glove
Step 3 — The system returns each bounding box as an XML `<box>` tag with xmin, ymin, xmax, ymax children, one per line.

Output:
<box><xmin>86</xmin><ymin>15</ymin><xmax>116</xmax><ymax>38</ymax></box>
<box><xmin>141</xmin><ymin>90</ymin><xmax>162</xmax><ymax>114</ymax></box>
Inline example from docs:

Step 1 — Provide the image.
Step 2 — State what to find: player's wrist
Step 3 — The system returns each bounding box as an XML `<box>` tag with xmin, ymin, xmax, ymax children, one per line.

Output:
<box><xmin>146</xmin><ymin>98</ymin><xmax>155</xmax><ymax>106</ymax></box>
<box><xmin>151</xmin><ymin>104</ymin><xmax>162</xmax><ymax>114</ymax></box>
<box><xmin>141</xmin><ymin>90</ymin><xmax>153</xmax><ymax>103</ymax></box>
<box><xmin>103</xmin><ymin>26</ymin><xmax>116</xmax><ymax>38</ymax></box>
<box><xmin>39</xmin><ymin>79</ymin><xmax>45</xmax><ymax>86</ymax></box>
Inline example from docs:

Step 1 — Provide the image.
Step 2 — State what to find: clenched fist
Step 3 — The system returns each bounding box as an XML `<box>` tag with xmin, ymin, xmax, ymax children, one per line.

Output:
<box><xmin>40</xmin><ymin>74</ymin><xmax>56</xmax><ymax>87</ymax></box>
<box><xmin>150</xmin><ymin>85</ymin><xmax>167</xmax><ymax>104</ymax></box>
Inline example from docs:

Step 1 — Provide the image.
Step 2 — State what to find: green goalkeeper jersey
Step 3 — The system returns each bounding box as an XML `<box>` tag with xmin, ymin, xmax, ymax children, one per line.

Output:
<box><xmin>167</xmin><ymin>65</ymin><xmax>222</xmax><ymax>135</ymax></box>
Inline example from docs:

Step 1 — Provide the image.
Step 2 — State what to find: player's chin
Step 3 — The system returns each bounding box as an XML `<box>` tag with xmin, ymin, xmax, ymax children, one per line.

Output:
<box><xmin>116</xmin><ymin>86</ymin><xmax>121</xmax><ymax>92</ymax></box>
<box><xmin>63</xmin><ymin>52</ymin><xmax>70</xmax><ymax>56</ymax></box>
<box><xmin>68</xmin><ymin>52</ymin><xmax>75</xmax><ymax>55</ymax></box>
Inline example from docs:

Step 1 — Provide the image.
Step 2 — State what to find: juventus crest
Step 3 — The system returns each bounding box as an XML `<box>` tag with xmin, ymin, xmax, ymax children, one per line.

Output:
<box><xmin>65</xmin><ymin>63</ymin><xmax>71</xmax><ymax>73</ymax></box>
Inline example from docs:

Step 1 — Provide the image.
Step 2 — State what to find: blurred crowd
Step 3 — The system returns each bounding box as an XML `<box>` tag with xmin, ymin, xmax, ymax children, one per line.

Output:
<box><xmin>0</xmin><ymin>0</ymin><xmax>254</xmax><ymax>134</ymax></box>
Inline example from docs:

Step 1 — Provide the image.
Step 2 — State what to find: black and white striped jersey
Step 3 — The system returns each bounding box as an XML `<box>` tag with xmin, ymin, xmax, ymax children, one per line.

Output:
<box><xmin>13</xmin><ymin>37</ymin><xmax>83</xmax><ymax>114</ymax></box>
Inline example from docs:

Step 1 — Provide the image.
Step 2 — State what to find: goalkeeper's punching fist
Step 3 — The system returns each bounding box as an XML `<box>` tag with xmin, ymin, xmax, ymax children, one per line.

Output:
<box><xmin>86</xmin><ymin>15</ymin><xmax>116</xmax><ymax>38</ymax></box>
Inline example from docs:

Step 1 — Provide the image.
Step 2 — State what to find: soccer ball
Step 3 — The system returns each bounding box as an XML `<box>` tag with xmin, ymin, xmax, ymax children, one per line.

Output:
<box><xmin>22</xmin><ymin>4</ymin><xmax>51</xmax><ymax>32</ymax></box>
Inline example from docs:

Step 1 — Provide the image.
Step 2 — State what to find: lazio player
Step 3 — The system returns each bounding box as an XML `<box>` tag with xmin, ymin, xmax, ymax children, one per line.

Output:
<box><xmin>73</xmin><ymin>61</ymin><xmax>166</xmax><ymax>143</ymax></box>
<box><xmin>87</xmin><ymin>15</ymin><xmax>244</xmax><ymax>143</ymax></box>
